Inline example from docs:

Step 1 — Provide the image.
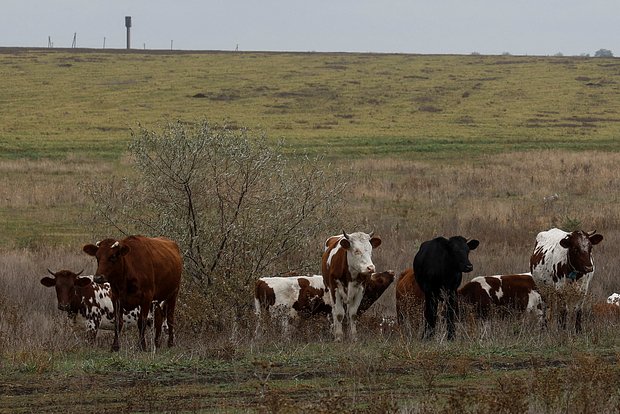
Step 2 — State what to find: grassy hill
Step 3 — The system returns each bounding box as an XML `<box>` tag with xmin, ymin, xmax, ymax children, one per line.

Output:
<box><xmin>2</xmin><ymin>48</ymin><xmax>620</xmax><ymax>160</ymax></box>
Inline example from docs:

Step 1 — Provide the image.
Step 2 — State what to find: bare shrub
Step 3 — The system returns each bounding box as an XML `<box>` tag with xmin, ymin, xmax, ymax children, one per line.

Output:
<box><xmin>85</xmin><ymin>120</ymin><xmax>346</xmax><ymax>331</ymax></box>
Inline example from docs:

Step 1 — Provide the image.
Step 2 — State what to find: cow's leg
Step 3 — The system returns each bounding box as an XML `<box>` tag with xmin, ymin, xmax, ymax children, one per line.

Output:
<box><xmin>446</xmin><ymin>290</ymin><xmax>458</xmax><ymax>340</ymax></box>
<box><xmin>332</xmin><ymin>287</ymin><xmax>346</xmax><ymax>342</ymax></box>
<box><xmin>558</xmin><ymin>305</ymin><xmax>568</xmax><ymax>330</ymax></box>
<box><xmin>112</xmin><ymin>299</ymin><xmax>123</xmax><ymax>352</ymax></box>
<box><xmin>88</xmin><ymin>318</ymin><xmax>99</xmax><ymax>344</ymax></box>
<box><xmin>575</xmin><ymin>307</ymin><xmax>583</xmax><ymax>333</ymax></box>
<box><xmin>154</xmin><ymin>302</ymin><xmax>164</xmax><ymax>348</ymax></box>
<box><xmin>165</xmin><ymin>296</ymin><xmax>177</xmax><ymax>347</ymax></box>
<box><xmin>138</xmin><ymin>302</ymin><xmax>151</xmax><ymax>351</ymax></box>
<box><xmin>422</xmin><ymin>293</ymin><xmax>438</xmax><ymax>340</ymax></box>
<box><xmin>346</xmin><ymin>281</ymin><xmax>364</xmax><ymax>342</ymax></box>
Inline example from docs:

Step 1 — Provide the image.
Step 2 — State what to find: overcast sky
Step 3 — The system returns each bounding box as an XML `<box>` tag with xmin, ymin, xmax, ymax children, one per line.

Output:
<box><xmin>0</xmin><ymin>0</ymin><xmax>617</xmax><ymax>56</ymax></box>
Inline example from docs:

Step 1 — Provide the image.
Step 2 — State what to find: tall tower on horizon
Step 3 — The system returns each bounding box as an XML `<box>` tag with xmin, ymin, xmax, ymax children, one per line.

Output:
<box><xmin>125</xmin><ymin>16</ymin><xmax>132</xmax><ymax>49</ymax></box>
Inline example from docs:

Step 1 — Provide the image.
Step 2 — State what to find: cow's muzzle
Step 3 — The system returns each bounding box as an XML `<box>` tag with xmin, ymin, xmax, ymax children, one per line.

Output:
<box><xmin>463</xmin><ymin>264</ymin><xmax>474</xmax><ymax>273</ymax></box>
<box><xmin>93</xmin><ymin>274</ymin><xmax>106</xmax><ymax>284</ymax></box>
<box><xmin>58</xmin><ymin>303</ymin><xmax>71</xmax><ymax>312</ymax></box>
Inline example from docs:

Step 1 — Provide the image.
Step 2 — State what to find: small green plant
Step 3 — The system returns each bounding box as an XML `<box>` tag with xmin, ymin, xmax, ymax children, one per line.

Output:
<box><xmin>561</xmin><ymin>216</ymin><xmax>582</xmax><ymax>232</ymax></box>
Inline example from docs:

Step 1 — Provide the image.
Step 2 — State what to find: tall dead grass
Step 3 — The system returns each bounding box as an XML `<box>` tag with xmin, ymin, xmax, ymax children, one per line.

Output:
<box><xmin>0</xmin><ymin>150</ymin><xmax>619</xmax><ymax>378</ymax></box>
<box><xmin>353</xmin><ymin>150</ymin><xmax>620</xmax><ymax>300</ymax></box>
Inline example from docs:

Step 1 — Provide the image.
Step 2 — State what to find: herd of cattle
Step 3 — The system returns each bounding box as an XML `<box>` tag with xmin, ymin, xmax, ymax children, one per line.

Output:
<box><xmin>40</xmin><ymin>228</ymin><xmax>619</xmax><ymax>351</ymax></box>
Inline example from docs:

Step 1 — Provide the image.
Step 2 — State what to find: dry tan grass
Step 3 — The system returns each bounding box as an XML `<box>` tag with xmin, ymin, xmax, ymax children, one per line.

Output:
<box><xmin>1</xmin><ymin>149</ymin><xmax>619</xmax><ymax>352</ymax></box>
<box><xmin>351</xmin><ymin>150</ymin><xmax>620</xmax><ymax>300</ymax></box>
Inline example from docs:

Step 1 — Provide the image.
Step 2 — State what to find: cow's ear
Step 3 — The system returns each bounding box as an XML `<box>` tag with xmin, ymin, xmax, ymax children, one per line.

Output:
<box><xmin>40</xmin><ymin>277</ymin><xmax>56</xmax><ymax>287</ymax></box>
<box><xmin>83</xmin><ymin>244</ymin><xmax>98</xmax><ymax>256</ymax></box>
<box><xmin>339</xmin><ymin>238</ymin><xmax>351</xmax><ymax>249</ymax></box>
<box><xmin>370</xmin><ymin>237</ymin><xmax>382</xmax><ymax>249</ymax></box>
<box><xmin>75</xmin><ymin>277</ymin><xmax>92</xmax><ymax>288</ymax></box>
<box><xmin>559</xmin><ymin>237</ymin><xmax>571</xmax><ymax>249</ymax></box>
<box><xmin>119</xmin><ymin>244</ymin><xmax>130</xmax><ymax>256</ymax></box>
<box><xmin>467</xmin><ymin>239</ymin><xmax>480</xmax><ymax>250</ymax></box>
<box><xmin>589</xmin><ymin>234</ymin><xmax>603</xmax><ymax>245</ymax></box>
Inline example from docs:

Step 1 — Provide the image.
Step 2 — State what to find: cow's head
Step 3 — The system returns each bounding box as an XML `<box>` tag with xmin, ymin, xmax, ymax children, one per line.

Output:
<box><xmin>367</xmin><ymin>270</ymin><xmax>395</xmax><ymax>292</ymax></box>
<box><xmin>447</xmin><ymin>236</ymin><xmax>479</xmax><ymax>273</ymax></box>
<box><xmin>82</xmin><ymin>239</ymin><xmax>130</xmax><ymax>284</ymax></box>
<box><xmin>40</xmin><ymin>269</ymin><xmax>90</xmax><ymax>312</ymax></box>
<box><xmin>559</xmin><ymin>230</ymin><xmax>603</xmax><ymax>275</ymax></box>
<box><xmin>340</xmin><ymin>231</ymin><xmax>382</xmax><ymax>277</ymax></box>
<box><xmin>358</xmin><ymin>270</ymin><xmax>395</xmax><ymax>314</ymax></box>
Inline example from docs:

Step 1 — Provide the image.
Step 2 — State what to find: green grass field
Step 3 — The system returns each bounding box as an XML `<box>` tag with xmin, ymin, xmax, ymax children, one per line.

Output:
<box><xmin>2</xmin><ymin>49</ymin><xmax>620</xmax><ymax>160</ymax></box>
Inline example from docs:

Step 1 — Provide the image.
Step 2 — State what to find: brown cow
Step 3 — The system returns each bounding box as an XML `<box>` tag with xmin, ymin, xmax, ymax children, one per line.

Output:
<box><xmin>591</xmin><ymin>302</ymin><xmax>620</xmax><ymax>320</ymax></box>
<box><xmin>322</xmin><ymin>231</ymin><xmax>382</xmax><ymax>341</ymax></box>
<box><xmin>458</xmin><ymin>273</ymin><xmax>545</xmax><ymax>321</ymax></box>
<box><xmin>83</xmin><ymin>236</ymin><xmax>183</xmax><ymax>351</ymax></box>
<box><xmin>395</xmin><ymin>268</ymin><xmax>425</xmax><ymax>326</ymax></box>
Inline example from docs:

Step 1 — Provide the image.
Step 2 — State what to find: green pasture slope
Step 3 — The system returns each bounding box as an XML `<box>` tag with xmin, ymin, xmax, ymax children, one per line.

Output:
<box><xmin>1</xmin><ymin>48</ymin><xmax>620</xmax><ymax>248</ymax></box>
<box><xmin>2</xmin><ymin>48</ymin><xmax>620</xmax><ymax>160</ymax></box>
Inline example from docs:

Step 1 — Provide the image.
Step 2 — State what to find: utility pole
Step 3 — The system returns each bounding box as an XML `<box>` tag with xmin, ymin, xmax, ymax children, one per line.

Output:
<box><xmin>72</xmin><ymin>33</ymin><xmax>76</xmax><ymax>48</ymax></box>
<box><xmin>48</xmin><ymin>36</ymin><xmax>53</xmax><ymax>48</ymax></box>
<box><xmin>103</xmin><ymin>37</ymin><xmax>106</xmax><ymax>49</ymax></box>
<box><xmin>125</xmin><ymin>16</ymin><xmax>132</xmax><ymax>49</ymax></box>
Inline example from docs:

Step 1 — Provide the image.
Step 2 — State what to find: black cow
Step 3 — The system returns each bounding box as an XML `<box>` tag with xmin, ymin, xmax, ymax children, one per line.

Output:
<box><xmin>414</xmin><ymin>236</ymin><xmax>479</xmax><ymax>340</ymax></box>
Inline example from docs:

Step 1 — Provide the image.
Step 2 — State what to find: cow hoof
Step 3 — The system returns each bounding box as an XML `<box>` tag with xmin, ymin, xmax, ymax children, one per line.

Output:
<box><xmin>111</xmin><ymin>345</ymin><xmax>120</xmax><ymax>352</ymax></box>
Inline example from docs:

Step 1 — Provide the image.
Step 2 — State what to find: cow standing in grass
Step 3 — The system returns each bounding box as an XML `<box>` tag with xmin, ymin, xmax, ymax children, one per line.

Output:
<box><xmin>530</xmin><ymin>228</ymin><xmax>603</xmax><ymax>332</ymax></box>
<box><xmin>40</xmin><ymin>269</ymin><xmax>162</xmax><ymax>341</ymax></box>
<box><xmin>83</xmin><ymin>236</ymin><xmax>182</xmax><ymax>351</ymax></box>
<box><xmin>322</xmin><ymin>231</ymin><xmax>382</xmax><ymax>341</ymax></box>
<box><xmin>414</xmin><ymin>236</ymin><xmax>479</xmax><ymax>340</ymax></box>
<box><xmin>254</xmin><ymin>270</ymin><xmax>394</xmax><ymax>335</ymax></box>
<box><xmin>458</xmin><ymin>273</ymin><xmax>545</xmax><ymax>322</ymax></box>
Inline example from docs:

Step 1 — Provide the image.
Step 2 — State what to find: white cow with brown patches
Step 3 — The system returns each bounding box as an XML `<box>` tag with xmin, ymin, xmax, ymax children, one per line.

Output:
<box><xmin>322</xmin><ymin>231</ymin><xmax>382</xmax><ymax>341</ymax></box>
<box><xmin>458</xmin><ymin>273</ymin><xmax>545</xmax><ymax>322</ymax></box>
<box><xmin>529</xmin><ymin>228</ymin><xmax>603</xmax><ymax>331</ymax></box>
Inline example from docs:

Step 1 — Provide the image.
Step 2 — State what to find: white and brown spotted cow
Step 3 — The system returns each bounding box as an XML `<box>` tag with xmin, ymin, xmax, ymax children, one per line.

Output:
<box><xmin>608</xmin><ymin>293</ymin><xmax>620</xmax><ymax>306</ymax></box>
<box><xmin>458</xmin><ymin>273</ymin><xmax>545</xmax><ymax>322</ymax></box>
<box><xmin>530</xmin><ymin>228</ymin><xmax>603</xmax><ymax>331</ymax></box>
<box><xmin>322</xmin><ymin>231</ymin><xmax>382</xmax><ymax>341</ymax></box>
<box><xmin>254</xmin><ymin>275</ymin><xmax>331</xmax><ymax>334</ymax></box>
<box><xmin>254</xmin><ymin>270</ymin><xmax>394</xmax><ymax>335</ymax></box>
<box><xmin>41</xmin><ymin>269</ymin><xmax>160</xmax><ymax>341</ymax></box>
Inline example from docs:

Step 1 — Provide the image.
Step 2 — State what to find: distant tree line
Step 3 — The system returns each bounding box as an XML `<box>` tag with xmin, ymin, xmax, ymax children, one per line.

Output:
<box><xmin>470</xmin><ymin>49</ymin><xmax>614</xmax><ymax>57</ymax></box>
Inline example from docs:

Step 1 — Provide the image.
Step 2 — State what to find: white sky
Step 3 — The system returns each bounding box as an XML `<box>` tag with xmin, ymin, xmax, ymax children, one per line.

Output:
<box><xmin>0</xmin><ymin>0</ymin><xmax>617</xmax><ymax>56</ymax></box>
